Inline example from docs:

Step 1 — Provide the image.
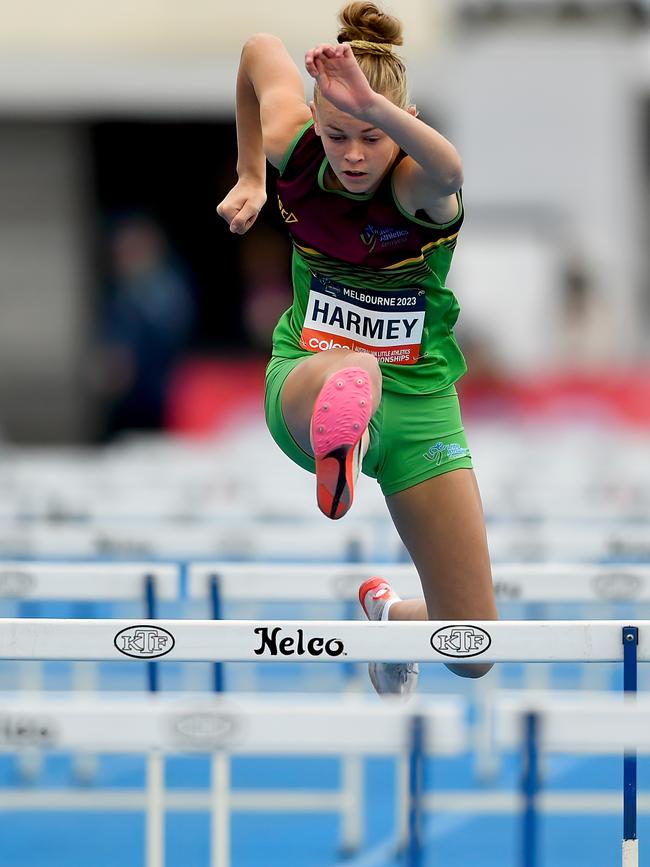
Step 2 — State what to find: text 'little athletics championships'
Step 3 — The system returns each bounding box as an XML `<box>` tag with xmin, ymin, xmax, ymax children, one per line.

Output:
<box><xmin>301</xmin><ymin>275</ymin><xmax>426</xmax><ymax>365</ymax></box>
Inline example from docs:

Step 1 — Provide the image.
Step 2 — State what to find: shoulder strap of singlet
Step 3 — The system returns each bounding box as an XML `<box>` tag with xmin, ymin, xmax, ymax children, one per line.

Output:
<box><xmin>278</xmin><ymin>119</ymin><xmax>316</xmax><ymax>177</ymax></box>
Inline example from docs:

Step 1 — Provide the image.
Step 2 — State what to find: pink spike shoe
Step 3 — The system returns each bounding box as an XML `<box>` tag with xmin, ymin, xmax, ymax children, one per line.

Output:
<box><xmin>311</xmin><ymin>367</ymin><xmax>372</xmax><ymax>520</ymax></box>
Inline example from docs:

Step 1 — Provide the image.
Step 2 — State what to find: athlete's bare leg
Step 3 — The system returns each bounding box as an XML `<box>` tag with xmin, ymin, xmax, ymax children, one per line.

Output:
<box><xmin>385</xmin><ymin>467</ymin><xmax>498</xmax><ymax>678</ymax></box>
<box><xmin>281</xmin><ymin>349</ymin><xmax>382</xmax><ymax>454</ymax></box>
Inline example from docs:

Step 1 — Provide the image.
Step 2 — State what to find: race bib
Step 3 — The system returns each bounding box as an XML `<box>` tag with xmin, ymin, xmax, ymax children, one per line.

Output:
<box><xmin>300</xmin><ymin>274</ymin><xmax>425</xmax><ymax>365</ymax></box>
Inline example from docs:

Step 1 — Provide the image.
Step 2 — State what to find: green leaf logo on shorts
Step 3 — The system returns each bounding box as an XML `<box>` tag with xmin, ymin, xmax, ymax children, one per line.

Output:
<box><xmin>423</xmin><ymin>442</ymin><xmax>470</xmax><ymax>465</ymax></box>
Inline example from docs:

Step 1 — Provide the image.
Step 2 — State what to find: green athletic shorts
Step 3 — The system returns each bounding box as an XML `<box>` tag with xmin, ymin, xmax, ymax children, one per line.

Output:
<box><xmin>264</xmin><ymin>355</ymin><xmax>473</xmax><ymax>498</ymax></box>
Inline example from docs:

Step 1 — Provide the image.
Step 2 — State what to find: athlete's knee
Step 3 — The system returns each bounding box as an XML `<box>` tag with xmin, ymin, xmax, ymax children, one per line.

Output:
<box><xmin>324</xmin><ymin>349</ymin><xmax>378</xmax><ymax>375</ymax></box>
<box><xmin>323</xmin><ymin>351</ymin><xmax>382</xmax><ymax>405</ymax></box>
<box><xmin>355</xmin><ymin>356</ymin><xmax>381</xmax><ymax>402</ymax></box>
<box><xmin>347</xmin><ymin>351</ymin><xmax>380</xmax><ymax>375</ymax></box>
<box><xmin>445</xmin><ymin>661</ymin><xmax>493</xmax><ymax>679</ymax></box>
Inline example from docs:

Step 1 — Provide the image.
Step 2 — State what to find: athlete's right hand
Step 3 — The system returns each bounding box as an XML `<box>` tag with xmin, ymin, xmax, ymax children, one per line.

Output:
<box><xmin>216</xmin><ymin>179</ymin><xmax>267</xmax><ymax>235</ymax></box>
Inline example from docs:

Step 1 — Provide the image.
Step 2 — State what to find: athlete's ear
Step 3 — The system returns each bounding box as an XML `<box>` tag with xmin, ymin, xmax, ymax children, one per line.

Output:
<box><xmin>406</xmin><ymin>104</ymin><xmax>419</xmax><ymax>118</ymax></box>
<box><xmin>309</xmin><ymin>100</ymin><xmax>321</xmax><ymax>135</ymax></box>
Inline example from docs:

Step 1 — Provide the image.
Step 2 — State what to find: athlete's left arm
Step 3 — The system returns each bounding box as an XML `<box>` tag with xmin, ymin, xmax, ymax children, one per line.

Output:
<box><xmin>366</xmin><ymin>97</ymin><xmax>463</xmax><ymax>224</ymax></box>
<box><xmin>305</xmin><ymin>43</ymin><xmax>462</xmax><ymax>223</ymax></box>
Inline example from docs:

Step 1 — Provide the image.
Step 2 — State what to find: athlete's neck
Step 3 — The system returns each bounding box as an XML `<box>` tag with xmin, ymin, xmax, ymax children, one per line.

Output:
<box><xmin>323</xmin><ymin>165</ymin><xmax>348</xmax><ymax>192</ymax></box>
<box><xmin>323</xmin><ymin>152</ymin><xmax>400</xmax><ymax>195</ymax></box>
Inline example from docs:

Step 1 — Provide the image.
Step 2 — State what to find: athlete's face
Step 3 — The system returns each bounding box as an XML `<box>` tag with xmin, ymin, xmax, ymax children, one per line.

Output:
<box><xmin>311</xmin><ymin>98</ymin><xmax>399</xmax><ymax>194</ymax></box>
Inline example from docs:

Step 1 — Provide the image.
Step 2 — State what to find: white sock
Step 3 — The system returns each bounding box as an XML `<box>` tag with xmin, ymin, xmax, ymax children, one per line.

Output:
<box><xmin>361</xmin><ymin>428</ymin><xmax>370</xmax><ymax>457</ymax></box>
<box><xmin>381</xmin><ymin>597</ymin><xmax>398</xmax><ymax>622</ymax></box>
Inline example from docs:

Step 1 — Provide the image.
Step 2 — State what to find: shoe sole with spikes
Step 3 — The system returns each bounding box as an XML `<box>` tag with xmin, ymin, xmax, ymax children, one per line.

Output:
<box><xmin>311</xmin><ymin>367</ymin><xmax>372</xmax><ymax>520</ymax></box>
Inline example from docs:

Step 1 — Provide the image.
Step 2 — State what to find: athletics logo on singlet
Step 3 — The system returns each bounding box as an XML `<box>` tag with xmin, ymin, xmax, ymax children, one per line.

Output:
<box><xmin>301</xmin><ymin>273</ymin><xmax>425</xmax><ymax>365</ymax></box>
<box><xmin>360</xmin><ymin>223</ymin><xmax>410</xmax><ymax>253</ymax></box>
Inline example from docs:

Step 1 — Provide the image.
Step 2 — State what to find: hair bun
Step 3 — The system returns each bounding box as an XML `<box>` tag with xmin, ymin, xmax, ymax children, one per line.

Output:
<box><xmin>337</xmin><ymin>2</ymin><xmax>403</xmax><ymax>47</ymax></box>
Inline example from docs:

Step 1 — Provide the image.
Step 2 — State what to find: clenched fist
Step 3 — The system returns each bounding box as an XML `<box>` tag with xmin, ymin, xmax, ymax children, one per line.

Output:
<box><xmin>216</xmin><ymin>179</ymin><xmax>267</xmax><ymax>235</ymax></box>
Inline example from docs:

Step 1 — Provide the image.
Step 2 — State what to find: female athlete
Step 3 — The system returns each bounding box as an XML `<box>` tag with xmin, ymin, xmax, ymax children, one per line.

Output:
<box><xmin>217</xmin><ymin>2</ymin><xmax>498</xmax><ymax>694</ymax></box>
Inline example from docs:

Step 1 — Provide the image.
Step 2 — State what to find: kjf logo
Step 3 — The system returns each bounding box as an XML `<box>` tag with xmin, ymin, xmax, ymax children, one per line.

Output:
<box><xmin>592</xmin><ymin>572</ymin><xmax>643</xmax><ymax>601</ymax></box>
<box><xmin>430</xmin><ymin>625</ymin><xmax>491</xmax><ymax>658</ymax></box>
<box><xmin>114</xmin><ymin>625</ymin><xmax>175</xmax><ymax>659</ymax></box>
<box><xmin>0</xmin><ymin>570</ymin><xmax>35</xmax><ymax>598</ymax></box>
<box><xmin>171</xmin><ymin>713</ymin><xmax>239</xmax><ymax>749</ymax></box>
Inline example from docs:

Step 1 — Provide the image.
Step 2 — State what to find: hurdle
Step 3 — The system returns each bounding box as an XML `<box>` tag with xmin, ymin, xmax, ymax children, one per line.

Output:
<box><xmin>2</xmin><ymin>513</ymin><xmax>650</xmax><ymax>561</ymax></box>
<box><xmin>3</xmin><ymin>559</ymin><xmax>647</xmax><ymax>840</ymax></box>
<box><xmin>190</xmin><ymin>561</ymin><xmax>650</xmax><ymax>786</ymax></box>
<box><xmin>2</xmin><ymin>559</ymin><xmax>647</xmax><ymax>640</ymax></box>
<box><xmin>0</xmin><ymin>561</ymin><xmax>180</xmax><ymax>684</ymax></box>
<box><xmin>0</xmin><ymin>562</ymin><xmax>180</xmax><ymax>781</ymax></box>
<box><xmin>4</xmin><ymin>435</ymin><xmax>650</xmax><ymax>527</ymax></box>
<box><xmin>493</xmin><ymin>688</ymin><xmax>650</xmax><ymax>867</ymax></box>
<box><xmin>0</xmin><ymin>692</ymin><xmax>466</xmax><ymax>867</ymax></box>
<box><xmin>3</xmin><ymin>559</ymin><xmax>650</xmax><ymax>681</ymax></box>
<box><xmin>0</xmin><ymin>561</ymin><xmax>179</xmax><ymax>700</ymax></box>
<box><xmin>0</xmin><ymin>618</ymin><xmax>643</xmax><ymax>663</ymax></box>
<box><xmin>0</xmin><ymin>518</ymin><xmax>380</xmax><ymax>560</ymax></box>
<box><xmin>0</xmin><ymin>611</ymin><xmax>646</xmax><ymax>856</ymax></box>
<box><xmin>0</xmin><ymin>617</ymin><xmax>643</xmax><ymax>865</ymax></box>
<box><xmin>188</xmin><ymin>560</ymin><xmax>650</xmax><ymax>604</ymax></box>
<box><xmin>0</xmin><ymin>561</ymin><xmax>179</xmax><ymax>603</ymax></box>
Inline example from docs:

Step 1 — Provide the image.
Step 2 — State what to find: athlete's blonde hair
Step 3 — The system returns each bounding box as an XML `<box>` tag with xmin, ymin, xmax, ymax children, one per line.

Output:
<box><xmin>314</xmin><ymin>2</ymin><xmax>409</xmax><ymax>110</ymax></box>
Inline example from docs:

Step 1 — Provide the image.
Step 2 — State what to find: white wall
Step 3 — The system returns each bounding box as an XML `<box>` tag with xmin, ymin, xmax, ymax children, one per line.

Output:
<box><xmin>0</xmin><ymin>125</ymin><xmax>91</xmax><ymax>440</ymax></box>
<box><xmin>0</xmin><ymin>10</ymin><xmax>648</xmax><ymax>387</ymax></box>
<box><xmin>438</xmin><ymin>31</ymin><xmax>645</xmax><ymax>367</ymax></box>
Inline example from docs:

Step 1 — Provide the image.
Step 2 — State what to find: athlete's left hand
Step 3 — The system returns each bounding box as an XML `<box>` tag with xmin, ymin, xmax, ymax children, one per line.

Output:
<box><xmin>305</xmin><ymin>43</ymin><xmax>378</xmax><ymax>119</ymax></box>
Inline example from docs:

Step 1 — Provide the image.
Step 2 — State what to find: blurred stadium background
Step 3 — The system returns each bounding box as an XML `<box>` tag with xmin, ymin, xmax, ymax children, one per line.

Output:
<box><xmin>2</xmin><ymin>0</ymin><xmax>650</xmax><ymax>442</ymax></box>
<box><xmin>2</xmin><ymin>2</ymin><xmax>650</xmax><ymax>866</ymax></box>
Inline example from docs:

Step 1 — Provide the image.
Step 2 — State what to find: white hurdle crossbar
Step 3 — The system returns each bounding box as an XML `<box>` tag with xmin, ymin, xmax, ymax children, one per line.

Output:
<box><xmin>0</xmin><ymin>619</ymin><xmax>644</xmax><ymax>663</ymax></box>
<box><xmin>188</xmin><ymin>562</ymin><xmax>650</xmax><ymax>604</ymax></box>
<box><xmin>1</xmin><ymin>561</ymin><xmax>649</xmax><ymax>605</ymax></box>
<box><xmin>0</xmin><ymin>692</ymin><xmax>466</xmax><ymax>867</ymax></box>
<box><xmin>0</xmin><ymin>561</ymin><xmax>180</xmax><ymax>602</ymax></box>
<box><xmin>0</xmin><ymin>519</ymin><xmax>380</xmax><ymax>560</ymax></box>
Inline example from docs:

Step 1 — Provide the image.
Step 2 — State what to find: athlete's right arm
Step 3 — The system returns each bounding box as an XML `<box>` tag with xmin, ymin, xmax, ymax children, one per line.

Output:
<box><xmin>216</xmin><ymin>34</ymin><xmax>311</xmax><ymax>235</ymax></box>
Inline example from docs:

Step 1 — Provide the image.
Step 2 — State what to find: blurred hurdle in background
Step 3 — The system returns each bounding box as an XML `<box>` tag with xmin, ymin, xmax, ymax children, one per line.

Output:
<box><xmin>3</xmin><ymin>427</ymin><xmax>650</xmax><ymax>564</ymax></box>
<box><xmin>2</xmin><ymin>429</ymin><xmax>650</xmax><ymax>527</ymax></box>
<box><xmin>0</xmin><ymin>692</ymin><xmax>466</xmax><ymax>867</ymax></box>
<box><xmin>2</xmin><ymin>515</ymin><xmax>650</xmax><ymax>562</ymax></box>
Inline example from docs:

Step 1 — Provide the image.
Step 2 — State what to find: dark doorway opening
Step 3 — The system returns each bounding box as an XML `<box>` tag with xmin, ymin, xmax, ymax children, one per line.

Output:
<box><xmin>90</xmin><ymin>118</ymin><xmax>254</xmax><ymax>349</ymax></box>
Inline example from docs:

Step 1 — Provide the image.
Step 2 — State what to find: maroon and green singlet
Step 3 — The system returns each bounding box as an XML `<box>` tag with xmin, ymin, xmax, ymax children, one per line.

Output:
<box><xmin>272</xmin><ymin>119</ymin><xmax>467</xmax><ymax>395</ymax></box>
